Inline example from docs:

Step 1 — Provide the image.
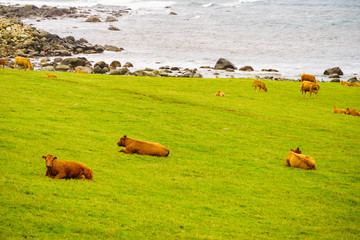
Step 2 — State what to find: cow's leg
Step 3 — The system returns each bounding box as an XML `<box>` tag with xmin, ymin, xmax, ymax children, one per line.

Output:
<box><xmin>54</xmin><ymin>173</ymin><xmax>66</xmax><ymax>179</ymax></box>
<box><xmin>119</xmin><ymin>148</ymin><xmax>131</xmax><ymax>154</ymax></box>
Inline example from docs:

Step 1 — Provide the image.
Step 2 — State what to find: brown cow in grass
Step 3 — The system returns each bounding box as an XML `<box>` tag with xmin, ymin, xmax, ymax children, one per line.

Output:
<box><xmin>345</xmin><ymin>108</ymin><xmax>360</xmax><ymax>116</ymax></box>
<box><xmin>46</xmin><ymin>73</ymin><xmax>57</xmax><ymax>78</ymax></box>
<box><xmin>333</xmin><ymin>106</ymin><xmax>346</xmax><ymax>114</ymax></box>
<box><xmin>215</xmin><ymin>91</ymin><xmax>225</xmax><ymax>97</ymax></box>
<box><xmin>117</xmin><ymin>135</ymin><xmax>169</xmax><ymax>157</ymax></box>
<box><xmin>300</xmin><ymin>81</ymin><xmax>320</xmax><ymax>99</ymax></box>
<box><xmin>301</xmin><ymin>74</ymin><xmax>316</xmax><ymax>83</ymax></box>
<box><xmin>285</xmin><ymin>148</ymin><xmax>316</xmax><ymax>170</ymax></box>
<box><xmin>14</xmin><ymin>56</ymin><xmax>32</xmax><ymax>71</ymax></box>
<box><xmin>42</xmin><ymin>154</ymin><xmax>93</xmax><ymax>180</ymax></box>
<box><xmin>252</xmin><ymin>80</ymin><xmax>268</xmax><ymax>92</ymax></box>
<box><xmin>0</xmin><ymin>58</ymin><xmax>6</xmax><ymax>68</ymax></box>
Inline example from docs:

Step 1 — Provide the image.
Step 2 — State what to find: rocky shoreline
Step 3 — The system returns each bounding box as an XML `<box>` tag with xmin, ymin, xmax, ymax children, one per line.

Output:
<box><xmin>0</xmin><ymin>4</ymin><xmax>358</xmax><ymax>82</ymax></box>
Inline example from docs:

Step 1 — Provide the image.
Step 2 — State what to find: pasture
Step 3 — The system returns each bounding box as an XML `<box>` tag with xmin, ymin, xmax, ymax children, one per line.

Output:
<box><xmin>0</xmin><ymin>69</ymin><xmax>359</xmax><ymax>239</ymax></box>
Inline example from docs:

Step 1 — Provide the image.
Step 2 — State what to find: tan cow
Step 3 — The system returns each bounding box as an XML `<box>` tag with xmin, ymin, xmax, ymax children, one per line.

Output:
<box><xmin>46</xmin><ymin>73</ymin><xmax>57</xmax><ymax>78</ymax></box>
<box><xmin>75</xmin><ymin>69</ymin><xmax>88</xmax><ymax>74</ymax></box>
<box><xmin>14</xmin><ymin>56</ymin><xmax>32</xmax><ymax>71</ymax></box>
<box><xmin>333</xmin><ymin>107</ymin><xmax>346</xmax><ymax>114</ymax></box>
<box><xmin>252</xmin><ymin>80</ymin><xmax>268</xmax><ymax>92</ymax></box>
<box><xmin>345</xmin><ymin>108</ymin><xmax>360</xmax><ymax>116</ymax></box>
<box><xmin>215</xmin><ymin>91</ymin><xmax>225</xmax><ymax>97</ymax></box>
<box><xmin>301</xmin><ymin>74</ymin><xmax>316</xmax><ymax>83</ymax></box>
<box><xmin>300</xmin><ymin>81</ymin><xmax>320</xmax><ymax>99</ymax></box>
<box><xmin>117</xmin><ymin>135</ymin><xmax>169</xmax><ymax>157</ymax></box>
<box><xmin>42</xmin><ymin>154</ymin><xmax>93</xmax><ymax>180</ymax></box>
<box><xmin>285</xmin><ymin>150</ymin><xmax>316</xmax><ymax>170</ymax></box>
<box><xmin>0</xmin><ymin>58</ymin><xmax>6</xmax><ymax>68</ymax></box>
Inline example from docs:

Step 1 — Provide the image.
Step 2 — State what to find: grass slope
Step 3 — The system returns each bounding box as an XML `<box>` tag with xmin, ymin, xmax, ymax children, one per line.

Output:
<box><xmin>0</xmin><ymin>69</ymin><xmax>359</xmax><ymax>239</ymax></box>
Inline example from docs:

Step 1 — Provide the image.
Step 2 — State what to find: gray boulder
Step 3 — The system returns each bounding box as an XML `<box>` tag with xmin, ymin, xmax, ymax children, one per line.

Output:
<box><xmin>93</xmin><ymin>66</ymin><xmax>106</xmax><ymax>74</ymax></box>
<box><xmin>61</xmin><ymin>58</ymin><xmax>87</xmax><ymax>68</ymax></box>
<box><xmin>85</xmin><ymin>16</ymin><xmax>101</xmax><ymax>22</ymax></box>
<box><xmin>214</xmin><ymin>58</ymin><xmax>236</xmax><ymax>70</ymax></box>
<box><xmin>330</xmin><ymin>78</ymin><xmax>340</xmax><ymax>82</ymax></box>
<box><xmin>55</xmin><ymin>64</ymin><xmax>71</xmax><ymax>72</ymax></box>
<box><xmin>239</xmin><ymin>66</ymin><xmax>254</xmax><ymax>71</ymax></box>
<box><xmin>324</xmin><ymin>67</ymin><xmax>343</xmax><ymax>75</ymax></box>
<box><xmin>40</xmin><ymin>65</ymin><xmax>55</xmax><ymax>71</ymax></box>
<box><xmin>347</xmin><ymin>76</ymin><xmax>358</xmax><ymax>83</ymax></box>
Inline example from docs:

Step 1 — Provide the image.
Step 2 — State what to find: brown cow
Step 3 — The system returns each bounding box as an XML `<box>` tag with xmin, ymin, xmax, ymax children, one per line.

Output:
<box><xmin>300</xmin><ymin>81</ymin><xmax>320</xmax><ymax>99</ymax></box>
<box><xmin>215</xmin><ymin>91</ymin><xmax>225</xmax><ymax>97</ymax></box>
<box><xmin>14</xmin><ymin>56</ymin><xmax>32</xmax><ymax>71</ymax></box>
<box><xmin>301</xmin><ymin>74</ymin><xmax>316</xmax><ymax>83</ymax></box>
<box><xmin>0</xmin><ymin>58</ymin><xmax>6</xmax><ymax>68</ymax></box>
<box><xmin>285</xmin><ymin>150</ymin><xmax>316</xmax><ymax>170</ymax></box>
<box><xmin>333</xmin><ymin>106</ymin><xmax>346</xmax><ymax>114</ymax></box>
<box><xmin>117</xmin><ymin>135</ymin><xmax>169</xmax><ymax>157</ymax></box>
<box><xmin>252</xmin><ymin>80</ymin><xmax>268</xmax><ymax>92</ymax></box>
<box><xmin>350</xmin><ymin>82</ymin><xmax>360</xmax><ymax>87</ymax></box>
<box><xmin>345</xmin><ymin>108</ymin><xmax>360</xmax><ymax>116</ymax></box>
<box><xmin>46</xmin><ymin>73</ymin><xmax>57</xmax><ymax>78</ymax></box>
<box><xmin>290</xmin><ymin>147</ymin><xmax>301</xmax><ymax>154</ymax></box>
<box><xmin>75</xmin><ymin>69</ymin><xmax>88</xmax><ymax>74</ymax></box>
<box><xmin>42</xmin><ymin>154</ymin><xmax>93</xmax><ymax>180</ymax></box>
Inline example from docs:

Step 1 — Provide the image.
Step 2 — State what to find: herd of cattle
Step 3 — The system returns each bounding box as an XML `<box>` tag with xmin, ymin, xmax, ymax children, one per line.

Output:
<box><xmin>1</xmin><ymin>56</ymin><xmax>358</xmax><ymax>179</ymax></box>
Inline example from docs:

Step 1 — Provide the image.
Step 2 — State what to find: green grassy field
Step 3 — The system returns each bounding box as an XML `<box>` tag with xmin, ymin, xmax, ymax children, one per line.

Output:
<box><xmin>0</xmin><ymin>69</ymin><xmax>359</xmax><ymax>239</ymax></box>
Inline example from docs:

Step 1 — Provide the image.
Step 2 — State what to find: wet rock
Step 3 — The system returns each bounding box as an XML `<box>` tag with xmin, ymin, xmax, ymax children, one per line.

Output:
<box><xmin>328</xmin><ymin>74</ymin><xmax>340</xmax><ymax>78</ymax></box>
<box><xmin>94</xmin><ymin>61</ymin><xmax>109</xmax><ymax>69</ymax></box>
<box><xmin>85</xmin><ymin>16</ymin><xmax>101</xmax><ymax>22</ymax></box>
<box><xmin>110</xmin><ymin>61</ymin><xmax>121</xmax><ymax>68</ymax></box>
<box><xmin>93</xmin><ymin>66</ymin><xmax>106</xmax><ymax>74</ymax></box>
<box><xmin>55</xmin><ymin>64</ymin><xmax>71</xmax><ymax>72</ymax></box>
<box><xmin>192</xmin><ymin>73</ymin><xmax>203</xmax><ymax>78</ymax></box>
<box><xmin>40</xmin><ymin>65</ymin><xmax>55</xmax><ymax>71</ymax></box>
<box><xmin>123</xmin><ymin>62</ymin><xmax>133</xmax><ymax>68</ymax></box>
<box><xmin>61</xmin><ymin>57</ymin><xmax>87</xmax><ymax>68</ymax></box>
<box><xmin>109</xmin><ymin>68</ymin><xmax>129</xmax><ymax>75</ymax></box>
<box><xmin>104</xmin><ymin>45</ymin><xmax>123</xmax><ymax>52</ymax></box>
<box><xmin>214</xmin><ymin>58</ymin><xmax>236</xmax><ymax>70</ymax></box>
<box><xmin>330</xmin><ymin>78</ymin><xmax>340</xmax><ymax>82</ymax></box>
<box><xmin>347</xmin><ymin>76</ymin><xmax>358</xmax><ymax>83</ymax></box>
<box><xmin>239</xmin><ymin>66</ymin><xmax>254</xmax><ymax>71</ymax></box>
<box><xmin>324</xmin><ymin>67</ymin><xmax>343</xmax><ymax>75</ymax></box>
<box><xmin>261</xmin><ymin>69</ymin><xmax>279</xmax><ymax>72</ymax></box>
<box><xmin>170</xmin><ymin>12</ymin><xmax>177</xmax><ymax>15</ymax></box>
<box><xmin>105</xmin><ymin>16</ymin><xmax>118</xmax><ymax>22</ymax></box>
<box><xmin>108</xmin><ymin>26</ymin><xmax>120</xmax><ymax>31</ymax></box>
<box><xmin>75</xmin><ymin>66</ymin><xmax>92</xmax><ymax>73</ymax></box>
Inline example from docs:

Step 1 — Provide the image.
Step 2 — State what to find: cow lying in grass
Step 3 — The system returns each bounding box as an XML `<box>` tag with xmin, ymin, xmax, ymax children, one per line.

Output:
<box><xmin>252</xmin><ymin>80</ymin><xmax>268</xmax><ymax>92</ymax></box>
<box><xmin>0</xmin><ymin>58</ymin><xmax>6</xmax><ymax>68</ymax></box>
<box><xmin>42</xmin><ymin>154</ymin><xmax>93</xmax><ymax>180</ymax></box>
<box><xmin>14</xmin><ymin>56</ymin><xmax>32</xmax><ymax>71</ymax></box>
<box><xmin>300</xmin><ymin>81</ymin><xmax>320</xmax><ymax>99</ymax></box>
<box><xmin>46</xmin><ymin>73</ymin><xmax>57</xmax><ymax>78</ymax></box>
<box><xmin>215</xmin><ymin>91</ymin><xmax>225</xmax><ymax>97</ymax></box>
<box><xmin>301</xmin><ymin>73</ymin><xmax>316</xmax><ymax>83</ymax></box>
<box><xmin>117</xmin><ymin>135</ymin><xmax>169</xmax><ymax>157</ymax></box>
<box><xmin>286</xmin><ymin>148</ymin><xmax>316</xmax><ymax>170</ymax></box>
<box><xmin>346</xmin><ymin>108</ymin><xmax>360</xmax><ymax>116</ymax></box>
<box><xmin>333</xmin><ymin>107</ymin><xmax>346</xmax><ymax>114</ymax></box>
<box><xmin>75</xmin><ymin>69</ymin><xmax>88</xmax><ymax>73</ymax></box>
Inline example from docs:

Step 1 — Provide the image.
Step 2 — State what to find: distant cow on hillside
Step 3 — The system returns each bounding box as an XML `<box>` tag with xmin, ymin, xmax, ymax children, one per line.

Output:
<box><xmin>301</xmin><ymin>74</ymin><xmax>316</xmax><ymax>83</ymax></box>
<box><xmin>14</xmin><ymin>56</ymin><xmax>32</xmax><ymax>71</ymax></box>
<box><xmin>300</xmin><ymin>81</ymin><xmax>320</xmax><ymax>99</ymax></box>
<box><xmin>117</xmin><ymin>135</ymin><xmax>169</xmax><ymax>157</ymax></box>
<box><xmin>345</xmin><ymin>108</ymin><xmax>360</xmax><ymax>116</ymax></box>
<box><xmin>252</xmin><ymin>80</ymin><xmax>268</xmax><ymax>92</ymax></box>
<box><xmin>42</xmin><ymin>154</ymin><xmax>93</xmax><ymax>180</ymax></box>
<box><xmin>215</xmin><ymin>91</ymin><xmax>225</xmax><ymax>97</ymax></box>
<box><xmin>333</xmin><ymin>107</ymin><xmax>346</xmax><ymax>114</ymax></box>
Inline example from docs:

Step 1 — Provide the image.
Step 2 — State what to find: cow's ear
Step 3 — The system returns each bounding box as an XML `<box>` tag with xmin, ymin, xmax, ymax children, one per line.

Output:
<box><xmin>123</xmin><ymin>135</ymin><xmax>127</xmax><ymax>138</ymax></box>
<box><xmin>53</xmin><ymin>157</ymin><xmax>57</xmax><ymax>160</ymax></box>
<box><xmin>42</xmin><ymin>155</ymin><xmax>46</xmax><ymax>159</ymax></box>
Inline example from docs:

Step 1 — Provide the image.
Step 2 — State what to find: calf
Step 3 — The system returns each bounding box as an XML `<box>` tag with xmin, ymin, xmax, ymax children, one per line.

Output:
<box><xmin>117</xmin><ymin>135</ymin><xmax>169</xmax><ymax>157</ymax></box>
<box><xmin>42</xmin><ymin>154</ymin><xmax>93</xmax><ymax>180</ymax></box>
<box><xmin>301</xmin><ymin>74</ymin><xmax>316</xmax><ymax>83</ymax></box>
<box><xmin>215</xmin><ymin>91</ymin><xmax>225</xmax><ymax>97</ymax></box>
<box><xmin>285</xmin><ymin>149</ymin><xmax>316</xmax><ymax>170</ymax></box>
<box><xmin>300</xmin><ymin>81</ymin><xmax>320</xmax><ymax>99</ymax></box>
<box><xmin>46</xmin><ymin>73</ymin><xmax>57</xmax><ymax>78</ymax></box>
<box><xmin>333</xmin><ymin>107</ymin><xmax>346</xmax><ymax>114</ymax></box>
<box><xmin>252</xmin><ymin>80</ymin><xmax>268</xmax><ymax>92</ymax></box>
<box><xmin>346</xmin><ymin>108</ymin><xmax>360</xmax><ymax>116</ymax></box>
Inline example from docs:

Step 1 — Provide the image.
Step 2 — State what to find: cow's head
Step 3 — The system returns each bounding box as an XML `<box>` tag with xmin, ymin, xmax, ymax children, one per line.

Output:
<box><xmin>117</xmin><ymin>135</ymin><xmax>127</xmax><ymax>147</ymax></box>
<box><xmin>291</xmin><ymin>147</ymin><xmax>301</xmax><ymax>154</ymax></box>
<box><xmin>42</xmin><ymin>154</ymin><xmax>57</xmax><ymax>168</ymax></box>
<box><xmin>263</xmin><ymin>86</ymin><xmax>268</xmax><ymax>92</ymax></box>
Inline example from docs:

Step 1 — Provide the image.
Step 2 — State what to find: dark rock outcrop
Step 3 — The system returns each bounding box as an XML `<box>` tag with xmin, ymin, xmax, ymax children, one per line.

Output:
<box><xmin>214</xmin><ymin>58</ymin><xmax>236</xmax><ymax>70</ymax></box>
<box><xmin>324</xmin><ymin>67</ymin><xmax>343</xmax><ymax>75</ymax></box>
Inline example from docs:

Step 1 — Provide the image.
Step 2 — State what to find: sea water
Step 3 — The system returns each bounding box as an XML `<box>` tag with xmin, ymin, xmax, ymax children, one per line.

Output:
<box><xmin>1</xmin><ymin>0</ymin><xmax>359</xmax><ymax>79</ymax></box>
